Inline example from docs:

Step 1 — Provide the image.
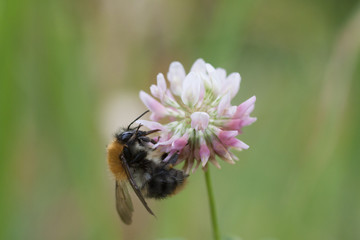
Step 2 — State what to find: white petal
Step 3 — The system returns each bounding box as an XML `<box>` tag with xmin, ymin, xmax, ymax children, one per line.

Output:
<box><xmin>190</xmin><ymin>58</ymin><xmax>206</xmax><ymax>73</ymax></box>
<box><xmin>136</xmin><ymin>120</ymin><xmax>166</xmax><ymax>131</ymax></box>
<box><xmin>227</xmin><ymin>105</ymin><xmax>237</xmax><ymax>116</ymax></box>
<box><xmin>190</xmin><ymin>112</ymin><xmax>210</xmax><ymax>130</ymax></box>
<box><xmin>216</xmin><ymin>68</ymin><xmax>227</xmax><ymax>81</ymax></box>
<box><xmin>167</xmin><ymin>61</ymin><xmax>185</xmax><ymax>96</ymax></box>
<box><xmin>225</xmin><ymin>72</ymin><xmax>241</xmax><ymax>99</ymax></box>
<box><xmin>150</xmin><ymin>85</ymin><xmax>159</xmax><ymax>98</ymax></box>
<box><xmin>181</xmin><ymin>72</ymin><xmax>201</xmax><ymax>107</ymax></box>
<box><xmin>156</xmin><ymin>73</ymin><xmax>167</xmax><ymax>93</ymax></box>
<box><xmin>205</xmin><ymin>63</ymin><xmax>215</xmax><ymax>73</ymax></box>
<box><xmin>217</xmin><ymin>93</ymin><xmax>231</xmax><ymax>116</ymax></box>
<box><xmin>209</xmin><ymin>70</ymin><xmax>222</xmax><ymax>96</ymax></box>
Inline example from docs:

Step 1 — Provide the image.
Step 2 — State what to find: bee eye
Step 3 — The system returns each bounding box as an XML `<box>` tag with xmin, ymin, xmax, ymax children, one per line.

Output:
<box><xmin>120</xmin><ymin>132</ymin><xmax>132</xmax><ymax>142</ymax></box>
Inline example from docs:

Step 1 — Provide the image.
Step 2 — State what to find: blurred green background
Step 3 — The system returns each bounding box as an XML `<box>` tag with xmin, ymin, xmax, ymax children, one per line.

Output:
<box><xmin>1</xmin><ymin>0</ymin><xmax>360</xmax><ymax>239</ymax></box>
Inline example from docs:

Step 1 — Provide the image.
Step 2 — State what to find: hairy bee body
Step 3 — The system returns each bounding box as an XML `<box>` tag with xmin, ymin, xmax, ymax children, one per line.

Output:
<box><xmin>108</xmin><ymin>137</ymin><xmax>186</xmax><ymax>199</ymax></box>
<box><xmin>107</xmin><ymin>113</ymin><xmax>187</xmax><ymax>224</ymax></box>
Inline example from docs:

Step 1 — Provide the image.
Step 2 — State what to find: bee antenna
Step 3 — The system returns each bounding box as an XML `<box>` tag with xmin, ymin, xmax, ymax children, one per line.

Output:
<box><xmin>127</xmin><ymin>110</ymin><xmax>150</xmax><ymax>130</ymax></box>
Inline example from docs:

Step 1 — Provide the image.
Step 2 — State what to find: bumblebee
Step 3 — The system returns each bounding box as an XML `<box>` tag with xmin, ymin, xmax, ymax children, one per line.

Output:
<box><xmin>107</xmin><ymin>111</ymin><xmax>187</xmax><ymax>224</ymax></box>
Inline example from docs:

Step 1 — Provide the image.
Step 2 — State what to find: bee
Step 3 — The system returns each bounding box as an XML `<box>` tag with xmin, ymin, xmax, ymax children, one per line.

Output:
<box><xmin>107</xmin><ymin>111</ymin><xmax>188</xmax><ymax>224</ymax></box>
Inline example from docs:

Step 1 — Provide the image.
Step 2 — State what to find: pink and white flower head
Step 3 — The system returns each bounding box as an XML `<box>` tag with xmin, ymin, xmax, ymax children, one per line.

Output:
<box><xmin>138</xmin><ymin>59</ymin><xmax>256</xmax><ymax>173</ymax></box>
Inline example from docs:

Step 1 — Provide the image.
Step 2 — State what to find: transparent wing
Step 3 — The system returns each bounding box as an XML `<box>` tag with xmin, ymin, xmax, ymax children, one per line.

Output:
<box><xmin>115</xmin><ymin>180</ymin><xmax>134</xmax><ymax>225</ymax></box>
<box><xmin>120</xmin><ymin>154</ymin><xmax>156</xmax><ymax>217</ymax></box>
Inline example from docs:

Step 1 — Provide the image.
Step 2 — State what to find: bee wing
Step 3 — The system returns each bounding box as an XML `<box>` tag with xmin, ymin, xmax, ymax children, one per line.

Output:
<box><xmin>120</xmin><ymin>154</ymin><xmax>156</xmax><ymax>217</ymax></box>
<box><xmin>115</xmin><ymin>180</ymin><xmax>134</xmax><ymax>225</ymax></box>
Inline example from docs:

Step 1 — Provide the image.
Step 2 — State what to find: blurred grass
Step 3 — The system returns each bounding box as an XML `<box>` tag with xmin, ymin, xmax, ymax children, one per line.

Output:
<box><xmin>1</xmin><ymin>0</ymin><xmax>360</xmax><ymax>239</ymax></box>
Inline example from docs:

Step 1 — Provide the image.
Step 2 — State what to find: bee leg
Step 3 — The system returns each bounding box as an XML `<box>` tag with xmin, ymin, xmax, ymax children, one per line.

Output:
<box><xmin>129</xmin><ymin>151</ymin><xmax>147</xmax><ymax>164</ymax></box>
<box><xmin>143</xmin><ymin>129</ymin><xmax>161</xmax><ymax>136</ymax></box>
<box><xmin>162</xmin><ymin>154</ymin><xmax>178</xmax><ymax>169</ymax></box>
<box><xmin>138</xmin><ymin>136</ymin><xmax>152</xmax><ymax>147</ymax></box>
<box><xmin>122</xmin><ymin>146</ymin><xmax>132</xmax><ymax>160</ymax></box>
<box><xmin>167</xmin><ymin>154</ymin><xmax>178</xmax><ymax>165</ymax></box>
<box><xmin>150</xmin><ymin>136</ymin><xmax>161</xmax><ymax>144</ymax></box>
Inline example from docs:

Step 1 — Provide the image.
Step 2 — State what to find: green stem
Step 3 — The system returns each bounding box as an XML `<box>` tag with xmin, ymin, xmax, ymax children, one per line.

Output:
<box><xmin>204</xmin><ymin>167</ymin><xmax>220</xmax><ymax>240</ymax></box>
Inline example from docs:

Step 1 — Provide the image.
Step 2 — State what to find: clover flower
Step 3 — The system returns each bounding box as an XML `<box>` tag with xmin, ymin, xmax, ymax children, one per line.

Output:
<box><xmin>138</xmin><ymin>59</ymin><xmax>256</xmax><ymax>173</ymax></box>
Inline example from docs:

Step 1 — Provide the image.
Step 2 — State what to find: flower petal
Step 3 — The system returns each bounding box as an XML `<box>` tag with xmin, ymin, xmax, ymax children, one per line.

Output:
<box><xmin>218</xmin><ymin>130</ymin><xmax>238</xmax><ymax>142</ymax></box>
<box><xmin>230</xmin><ymin>139</ymin><xmax>249</xmax><ymax>150</ymax></box>
<box><xmin>223</xmin><ymin>72</ymin><xmax>241</xmax><ymax>99</ymax></box>
<box><xmin>157</xmin><ymin>73</ymin><xmax>167</xmax><ymax>93</ymax></box>
<box><xmin>209</xmin><ymin>70</ymin><xmax>222</xmax><ymax>96</ymax></box>
<box><xmin>181</xmin><ymin>72</ymin><xmax>201</xmax><ymax>107</ymax></box>
<box><xmin>233</xmin><ymin>96</ymin><xmax>256</xmax><ymax>118</ymax></box>
<box><xmin>167</xmin><ymin>61</ymin><xmax>185</xmax><ymax>96</ymax></box>
<box><xmin>199</xmin><ymin>140</ymin><xmax>210</xmax><ymax>167</ymax></box>
<box><xmin>219</xmin><ymin>132</ymin><xmax>249</xmax><ymax>150</ymax></box>
<box><xmin>172</xmin><ymin>133</ymin><xmax>189</xmax><ymax>150</ymax></box>
<box><xmin>136</xmin><ymin>120</ymin><xmax>166</xmax><ymax>131</ymax></box>
<box><xmin>150</xmin><ymin>85</ymin><xmax>160</xmax><ymax>99</ymax></box>
<box><xmin>139</xmin><ymin>91</ymin><xmax>168</xmax><ymax>119</ymax></box>
<box><xmin>216</xmin><ymin>68</ymin><xmax>226</xmax><ymax>81</ymax></box>
<box><xmin>217</xmin><ymin>93</ymin><xmax>231</xmax><ymax>116</ymax></box>
<box><xmin>190</xmin><ymin>58</ymin><xmax>206</xmax><ymax>74</ymax></box>
<box><xmin>191</xmin><ymin>112</ymin><xmax>210</xmax><ymax>130</ymax></box>
<box><xmin>205</xmin><ymin>63</ymin><xmax>215</xmax><ymax>73</ymax></box>
<box><xmin>223</xmin><ymin>117</ymin><xmax>257</xmax><ymax>131</ymax></box>
<box><xmin>241</xmin><ymin>117</ymin><xmax>257</xmax><ymax>127</ymax></box>
<box><xmin>155</xmin><ymin>134</ymin><xmax>178</xmax><ymax>148</ymax></box>
<box><xmin>212</xmin><ymin>139</ymin><xmax>233</xmax><ymax>161</ymax></box>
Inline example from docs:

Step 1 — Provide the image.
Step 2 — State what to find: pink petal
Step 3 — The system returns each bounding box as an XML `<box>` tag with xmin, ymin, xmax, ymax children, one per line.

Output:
<box><xmin>191</xmin><ymin>112</ymin><xmax>210</xmax><ymax>130</ymax></box>
<box><xmin>199</xmin><ymin>141</ymin><xmax>210</xmax><ymax>167</ymax></box>
<box><xmin>242</xmin><ymin>117</ymin><xmax>257</xmax><ymax>127</ymax></box>
<box><xmin>172</xmin><ymin>133</ymin><xmax>189</xmax><ymax>150</ymax></box>
<box><xmin>218</xmin><ymin>130</ymin><xmax>238</xmax><ymax>142</ymax></box>
<box><xmin>233</xmin><ymin>96</ymin><xmax>256</xmax><ymax>118</ymax></box>
<box><xmin>181</xmin><ymin>72</ymin><xmax>201</xmax><ymax>107</ymax></box>
<box><xmin>224</xmin><ymin>117</ymin><xmax>257</xmax><ymax>131</ymax></box>
<box><xmin>212</xmin><ymin>139</ymin><xmax>232</xmax><ymax>161</ymax></box>
<box><xmin>244</xmin><ymin>104</ymin><xmax>255</xmax><ymax>116</ymax></box>
<box><xmin>139</xmin><ymin>91</ymin><xmax>168</xmax><ymax>119</ymax></box>
<box><xmin>231</xmin><ymin>139</ymin><xmax>249</xmax><ymax>150</ymax></box>
<box><xmin>221</xmin><ymin>136</ymin><xmax>249</xmax><ymax>150</ymax></box>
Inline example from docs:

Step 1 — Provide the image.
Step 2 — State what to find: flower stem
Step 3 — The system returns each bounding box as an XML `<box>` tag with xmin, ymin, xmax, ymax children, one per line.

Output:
<box><xmin>204</xmin><ymin>167</ymin><xmax>220</xmax><ymax>240</ymax></box>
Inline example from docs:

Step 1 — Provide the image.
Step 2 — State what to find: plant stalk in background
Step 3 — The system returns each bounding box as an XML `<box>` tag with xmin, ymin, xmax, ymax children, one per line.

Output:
<box><xmin>205</xmin><ymin>168</ymin><xmax>220</xmax><ymax>240</ymax></box>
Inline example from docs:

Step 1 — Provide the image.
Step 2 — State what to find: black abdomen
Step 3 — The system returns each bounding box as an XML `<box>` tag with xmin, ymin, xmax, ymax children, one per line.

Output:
<box><xmin>145</xmin><ymin>167</ymin><xmax>186</xmax><ymax>199</ymax></box>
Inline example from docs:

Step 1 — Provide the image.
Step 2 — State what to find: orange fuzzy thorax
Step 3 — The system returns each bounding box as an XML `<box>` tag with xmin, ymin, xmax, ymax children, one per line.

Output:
<box><xmin>107</xmin><ymin>140</ymin><xmax>127</xmax><ymax>181</ymax></box>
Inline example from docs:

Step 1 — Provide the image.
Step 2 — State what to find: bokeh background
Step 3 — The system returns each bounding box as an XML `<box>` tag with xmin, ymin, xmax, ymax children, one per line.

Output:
<box><xmin>1</xmin><ymin>0</ymin><xmax>360</xmax><ymax>239</ymax></box>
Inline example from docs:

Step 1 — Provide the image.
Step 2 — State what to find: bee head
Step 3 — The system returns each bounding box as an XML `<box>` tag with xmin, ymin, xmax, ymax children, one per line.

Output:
<box><xmin>117</xmin><ymin>130</ymin><xmax>134</xmax><ymax>143</ymax></box>
<box><xmin>116</xmin><ymin>127</ymin><xmax>142</xmax><ymax>144</ymax></box>
<box><xmin>115</xmin><ymin>110</ymin><xmax>159</xmax><ymax>144</ymax></box>
<box><xmin>115</xmin><ymin>126</ymin><xmax>160</xmax><ymax>144</ymax></box>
